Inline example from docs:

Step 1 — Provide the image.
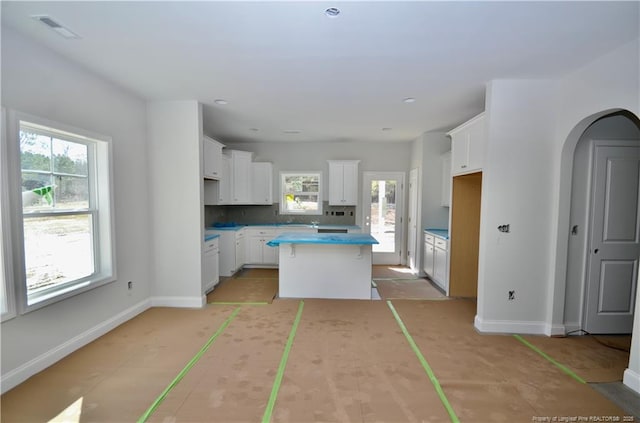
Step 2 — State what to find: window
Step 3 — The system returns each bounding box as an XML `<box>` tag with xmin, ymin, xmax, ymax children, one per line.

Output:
<box><xmin>280</xmin><ymin>172</ymin><xmax>323</xmax><ymax>215</ymax></box>
<box><xmin>11</xmin><ymin>114</ymin><xmax>115</xmax><ymax>311</ymax></box>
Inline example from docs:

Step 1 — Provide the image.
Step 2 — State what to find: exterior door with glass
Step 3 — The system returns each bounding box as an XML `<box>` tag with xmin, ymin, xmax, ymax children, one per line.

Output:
<box><xmin>362</xmin><ymin>172</ymin><xmax>405</xmax><ymax>265</ymax></box>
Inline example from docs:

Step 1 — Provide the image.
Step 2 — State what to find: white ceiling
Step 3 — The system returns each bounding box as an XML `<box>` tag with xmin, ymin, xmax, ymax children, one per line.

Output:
<box><xmin>2</xmin><ymin>1</ymin><xmax>639</xmax><ymax>144</ymax></box>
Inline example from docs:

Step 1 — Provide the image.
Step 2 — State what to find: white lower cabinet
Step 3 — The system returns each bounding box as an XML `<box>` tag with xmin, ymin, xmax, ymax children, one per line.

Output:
<box><xmin>203</xmin><ymin>237</ymin><xmax>219</xmax><ymax>294</ymax></box>
<box><xmin>423</xmin><ymin>242</ymin><xmax>434</xmax><ymax>277</ymax></box>
<box><xmin>423</xmin><ymin>231</ymin><xmax>448</xmax><ymax>291</ymax></box>
<box><xmin>212</xmin><ymin>229</ymin><xmax>245</xmax><ymax>276</ymax></box>
<box><xmin>245</xmin><ymin>228</ymin><xmax>278</xmax><ymax>265</ymax></box>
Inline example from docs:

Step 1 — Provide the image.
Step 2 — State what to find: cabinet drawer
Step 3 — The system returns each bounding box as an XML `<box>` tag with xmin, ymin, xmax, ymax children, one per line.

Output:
<box><xmin>434</xmin><ymin>238</ymin><xmax>448</xmax><ymax>250</ymax></box>
<box><xmin>424</xmin><ymin>233</ymin><xmax>435</xmax><ymax>244</ymax></box>
<box><xmin>245</xmin><ymin>228</ymin><xmax>276</xmax><ymax>238</ymax></box>
<box><xmin>204</xmin><ymin>240</ymin><xmax>218</xmax><ymax>252</ymax></box>
<box><xmin>255</xmin><ymin>229</ymin><xmax>276</xmax><ymax>237</ymax></box>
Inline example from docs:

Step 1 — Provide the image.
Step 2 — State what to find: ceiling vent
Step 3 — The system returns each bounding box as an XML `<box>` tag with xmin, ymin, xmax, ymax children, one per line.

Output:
<box><xmin>32</xmin><ymin>15</ymin><xmax>80</xmax><ymax>39</ymax></box>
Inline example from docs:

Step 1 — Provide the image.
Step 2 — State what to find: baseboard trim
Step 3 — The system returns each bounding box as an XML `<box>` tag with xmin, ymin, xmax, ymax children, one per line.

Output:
<box><xmin>623</xmin><ymin>368</ymin><xmax>640</xmax><ymax>394</ymax></box>
<box><xmin>544</xmin><ymin>323</ymin><xmax>567</xmax><ymax>337</ymax></box>
<box><xmin>1</xmin><ymin>299</ymin><xmax>151</xmax><ymax>394</ymax></box>
<box><xmin>474</xmin><ymin>314</ymin><xmax>547</xmax><ymax>335</ymax></box>
<box><xmin>150</xmin><ymin>296</ymin><xmax>206</xmax><ymax>308</ymax></box>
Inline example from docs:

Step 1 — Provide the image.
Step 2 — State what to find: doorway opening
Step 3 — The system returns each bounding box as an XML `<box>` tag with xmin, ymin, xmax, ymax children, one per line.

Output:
<box><xmin>362</xmin><ymin>172</ymin><xmax>405</xmax><ymax>265</ymax></box>
<box><xmin>565</xmin><ymin>110</ymin><xmax>640</xmax><ymax>335</ymax></box>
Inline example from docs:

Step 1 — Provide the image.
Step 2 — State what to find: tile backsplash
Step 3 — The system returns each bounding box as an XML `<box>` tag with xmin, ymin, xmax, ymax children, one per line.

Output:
<box><xmin>205</xmin><ymin>202</ymin><xmax>356</xmax><ymax>227</ymax></box>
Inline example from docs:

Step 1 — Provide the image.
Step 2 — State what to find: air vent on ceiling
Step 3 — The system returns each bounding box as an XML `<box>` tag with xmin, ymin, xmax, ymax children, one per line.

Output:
<box><xmin>32</xmin><ymin>15</ymin><xmax>80</xmax><ymax>39</ymax></box>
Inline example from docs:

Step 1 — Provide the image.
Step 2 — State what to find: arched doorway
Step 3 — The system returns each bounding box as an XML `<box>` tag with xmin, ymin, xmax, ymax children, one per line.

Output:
<box><xmin>563</xmin><ymin>110</ymin><xmax>640</xmax><ymax>334</ymax></box>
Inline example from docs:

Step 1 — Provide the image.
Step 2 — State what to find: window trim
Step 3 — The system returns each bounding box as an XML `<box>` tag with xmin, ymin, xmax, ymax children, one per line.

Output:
<box><xmin>279</xmin><ymin>171</ymin><xmax>323</xmax><ymax>216</ymax></box>
<box><xmin>6</xmin><ymin>110</ymin><xmax>117</xmax><ymax>314</ymax></box>
<box><xmin>1</xmin><ymin>107</ymin><xmax>17</xmax><ymax>321</ymax></box>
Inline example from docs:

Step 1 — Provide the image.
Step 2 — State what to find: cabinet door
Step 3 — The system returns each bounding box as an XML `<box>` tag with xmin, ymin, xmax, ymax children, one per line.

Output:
<box><xmin>203</xmin><ymin>251</ymin><xmax>215</xmax><ymax>291</ymax></box>
<box><xmin>246</xmin><ymin>236</ymin><xmax>263</xmax><ymax>264</ymax></box>
<box><xmin>328</xmin><ymin>161</ymin><xmax>344</xmax><ymax>205</ymax></box>
<box><xmin>342</xmin><ymin>161</ymin><xmax>358</xmax><ymax>205</ymax></box>
<box><xmin>203</xmin><ymin>137</ymin><xmax>223</xmax><ymax>180</ymax></box>
<box><xmin>218</xmin><ymin>155</ymin><xmax>231</xmax><ymax>204</ymax></box>
<box><xmin>263</xmin><ymin>241</ymin><xmax>278</xmax><ymax>264</ymax></box>
<box><xmin>328</xmin><ymin>160</ymin><xmax>359</xmax><ymax>205</ymax></box>
<box><xmin>235</xmin><ymin>234</ymin><xmax>245</xmax><ymax>271</ymax></box>
<box><xmin>212</xmin><ymin>247</ymin><xmax>219</xmax><ymax>288</ymax></box>
<box><xmin>433</xmin><ymin>247</ymin><xmax>447</xmax><ymax>287</ymax></box>
<box><xmin>251</xmin><ymin>162</ymin><xmax>273</xmax><ymax>204</ymax></box>
<box><xmin>467</xmin><ymin>117</ymin><xmax>485</xmax><ymax>172</ymax></box>
<box><xmin>423</xmin><ymin>242</ymin><xmax>434</xmax><ymax>276</ymax></box>
<box><xmin>231</xmin><ymin>151</ymin><xmax>252</xmax><ymax>203</ymax></box>
<box><xmin>451</xmin><ymin>130</ymin><xmax>470</xmax><ymax>175</ymax></box>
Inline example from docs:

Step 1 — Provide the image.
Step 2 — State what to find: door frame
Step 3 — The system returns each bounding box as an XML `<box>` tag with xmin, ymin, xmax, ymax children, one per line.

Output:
<box><xmin>362</xmin><ymin>171</ymin><xmax>406</xmax><ymax>265</ymax></box>
<box><xmin>407</xmin><ymin>168</ymin><xmax>419</xmax><ymax>273</ymax></box>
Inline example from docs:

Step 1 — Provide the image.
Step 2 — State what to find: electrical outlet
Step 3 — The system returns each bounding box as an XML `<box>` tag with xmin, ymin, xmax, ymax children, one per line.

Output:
<box><xmin>508</xmin><ymin>290</ymin><xmax>515</xmax><ymax>300</ymax></box>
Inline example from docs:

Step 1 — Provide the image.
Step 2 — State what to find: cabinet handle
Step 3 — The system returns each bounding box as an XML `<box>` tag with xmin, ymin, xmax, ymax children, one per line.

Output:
<box><xmin>461</xmin><ymin>165</ymin><xmax>467</xmax><ymax>168</ymax></box>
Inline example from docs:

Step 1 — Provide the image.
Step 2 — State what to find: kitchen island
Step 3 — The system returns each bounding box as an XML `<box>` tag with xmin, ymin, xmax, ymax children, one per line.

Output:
<box><xmin>267</xmin><ymin>232</ymin><xmax>379</xmax><ymax>300</ymax></box>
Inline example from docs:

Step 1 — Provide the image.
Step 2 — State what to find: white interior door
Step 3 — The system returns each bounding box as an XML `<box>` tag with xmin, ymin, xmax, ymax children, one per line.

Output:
<box><xmin>584</xmin><ymin>140</ymin><xmax>640</xmax><ymax>334</ymax></box>
<box><xmin>407</xmin><ymin>169</ymin><xmax>419</xmax><ymax>272</ymax></box>
<box><xmin>362</xmin><ymin>172</ymin><xmax>405</xmax><ymax>265</ymax></box>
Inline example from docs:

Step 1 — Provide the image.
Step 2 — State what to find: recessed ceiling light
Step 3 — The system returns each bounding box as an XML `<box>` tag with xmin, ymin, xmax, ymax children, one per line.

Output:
<box><xmin>31</xmin><ymin>15</ymin><xmax>80</xmax><ymax>39</ymax></box>
<box><xmin>403</xmin><ymin>97</ymin><xmax>416</xmax><ymax>103</ymax></box>
<box><xmin>214</xmin><ymin>99</ymin><xmax>228</xmax><ymax>105</ymax></box>
<box><xmin>382</xmin><ymin>127</ymin><xmax>392</xmax><ymax>131</ymax></box>
<box><xmin>283</xmin><ymin>130</ymin><xmax>301</xmax><ymax>134</ymax></box>
<box><xmin>325</xmin><ymin>7</ymin><xmax>340</xmax><ymax>18</ymax></box>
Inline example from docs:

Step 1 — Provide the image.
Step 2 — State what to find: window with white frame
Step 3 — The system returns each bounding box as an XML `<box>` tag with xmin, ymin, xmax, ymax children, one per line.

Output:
<box><xmin>280</xmin><ymin>172</ymin><xmax>323</xmax><ymax>215</ymax></box>
<box><xmin>15</xmin><ymin>116</ymin><xmax>115</xmax><ymax>310</ymax></box>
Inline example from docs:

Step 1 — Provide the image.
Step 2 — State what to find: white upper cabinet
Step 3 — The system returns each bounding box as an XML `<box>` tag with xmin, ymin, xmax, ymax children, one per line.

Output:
<box><xmin>448</xmin><ymin>113</ymin><xmax>486</xmax><ymax>176</ymax></box>
<box><xmin>251</xmin><ymin>162</ymin><xmax>273</xmax><ymax>205</ymax></box>
<box><xmin>328</xmin><ymin>160</ymin><xmax>360</xmax><ymax>206</ymax></box>
<box><xmin>441</xmin><ymin>151</ymin><xmax>452</xmax><ymax>207</ymax></box>
<box><xmin>203</xmin><ymin>154</ymin><xmax>231</xmax><ymax>205</ymax></box>
<box><xmin>203</xmin><ymin>136</ymin><xmax>225</xmax><ymax>180</ymax></box>
<box><xmin>228</xmin><ymin>150</ymin><xmax>253</xmax><ymax>204</ymax></box>
<box><xmin>211</xmin><ymin>149</ymin><xmax>272</xmax><ymax>205</ymax></box>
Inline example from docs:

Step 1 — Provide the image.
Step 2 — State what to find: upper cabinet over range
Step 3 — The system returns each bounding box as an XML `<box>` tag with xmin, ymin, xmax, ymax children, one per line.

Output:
<box><xmin>328</xmin><ymin>160</ymin><xmax>360</xmax><ymax>206</ymax></box>
<box><xmin>447</xmin><ymin>112</ymin><xmax>486</xmax><ymax>176</ymax></box>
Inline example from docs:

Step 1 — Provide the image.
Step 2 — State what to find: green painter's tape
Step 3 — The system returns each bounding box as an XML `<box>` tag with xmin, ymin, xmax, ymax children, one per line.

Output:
<box><xmin>262</xmin><ymin>300</ymin><xmax>305</xmax><ymax>423</ymax></box>
<box><xmin>137</xmin><ymin>307</ymin><xmax>242</xmax><ymax>423</ymax></box>
<box><xmin>387</xmin><ymin>300</ymin><xmax>460</xmax><ymax>423</ymax></box>
<box><xmin>371</xmin><ymin>280</ymin><xmax>377</xmax><ymax>288</ymax></box>
<box><xmin>513</xmin><ymin>334</ymin><xmax>586</xmax><ymax>384</ymax></box>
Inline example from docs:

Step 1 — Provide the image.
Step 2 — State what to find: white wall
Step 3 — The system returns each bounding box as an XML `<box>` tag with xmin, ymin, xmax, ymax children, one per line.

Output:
<box><xmin>476</xmin><ymin>79</ymin><xmax>558</xmax><ymax>333</ymax></box>
<box><xmin>476</xmin><ymin>38</ymin><xmax>640</xmax><ymax>337</ymax></box>
<box><xmin>549</xmin><ymin>38</ymin><xmax>640</xmax><ymax>332</ymax></box>
<box><xmin>1</xmin><ymin>28</ymin><xmax>151</xmax><ymax>390</ymax></box>
<box><xmin>147</xmin><ymin>101</ymin><xmax>204</xmax><ymax>306</ymax></box>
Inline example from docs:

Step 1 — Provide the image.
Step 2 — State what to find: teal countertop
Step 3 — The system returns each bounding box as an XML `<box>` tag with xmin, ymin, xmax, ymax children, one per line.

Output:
<box><xmin>204</xmin><ymin>233</ymin><xmax>220</xmax><ymax>241</ymax></box>
<box><xmin>207</xmin><ymin>223</ymin><xmax>361</xmax><ymax>231</ymax></box>
<box><xmin>424</xmin><ymin>228</ymin><xmax>449</xmax><ymax>240</ymax></box>
<box><xmin>266</xmin><ymin>232</ymin><xmax>378</xmax><ymax>247</ymax></box>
